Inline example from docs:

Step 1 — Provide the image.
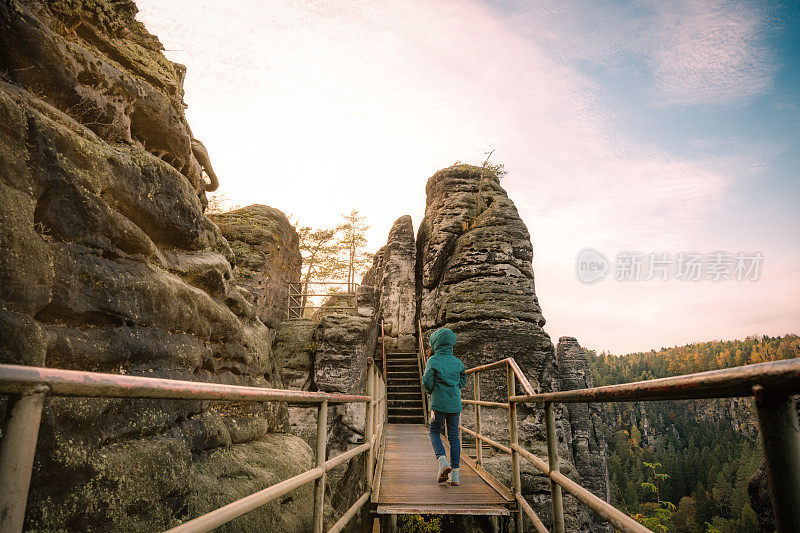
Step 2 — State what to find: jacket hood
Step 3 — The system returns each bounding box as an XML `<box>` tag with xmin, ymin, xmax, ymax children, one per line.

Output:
<box><xmin>430</xmin><ymin>328</ymin><xmax>457</xmax><ymax>357</ymax></box>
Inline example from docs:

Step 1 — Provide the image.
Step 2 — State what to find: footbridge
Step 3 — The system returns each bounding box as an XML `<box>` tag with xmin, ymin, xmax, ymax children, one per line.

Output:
<box><xmin>1</xmin><ymin>323</ymin><xmax>799</xmax><ymax>532</ymax></box>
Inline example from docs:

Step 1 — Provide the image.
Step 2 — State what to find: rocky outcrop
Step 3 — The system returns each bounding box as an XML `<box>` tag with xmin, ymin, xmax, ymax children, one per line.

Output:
<box><xmin>0</xmin><ymin>1</ymin><xmax>312</xmax><ymax>530</ymax></box>
<box><xmin>273</xmin><ymin>313</ymin><xmax>375</xmax><ymax>529</ymax></box>
<box><xmin>373</xmin><ymin>215</ymin><xmax>417</xmax><ymax>352</ymax></box>
<box><xmin>210</xmin><ymin>205</ymin><xmax>301</xmax><ymax>329</ymax></box>
<box><xmin>417</xmin><ymin>165</ymin><xmax>555</xmax><ymax>397</ymax></box>
<box><xmin>557</xmin><ymin>336</ymin><xmax>611</xmax><ymax>532</ymax></box>
<box><xmin>416</xmin><ymin>164</ymin><xmax>595</xmax><ymax>531</ymax></box>
<box><xmin>273</xmin><ymin>317</ymin><xmax>317</xmax><ymax>389</ymax></box>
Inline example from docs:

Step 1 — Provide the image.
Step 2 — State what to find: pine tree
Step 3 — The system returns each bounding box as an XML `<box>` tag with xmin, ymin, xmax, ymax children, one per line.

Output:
<box><xmin>337</xmin><ymin>209</ymin><xmax>371</xmax><ymax>293</ymax></box>
<box><xmin>297</xmin><ymin>226</ymin><xmax>343</xmax><ymax>313</ymax></box>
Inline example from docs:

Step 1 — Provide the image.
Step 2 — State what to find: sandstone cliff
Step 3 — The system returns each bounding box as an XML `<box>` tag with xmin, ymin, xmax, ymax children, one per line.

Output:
<box><xmin>415</xmin><ymin>164</ymin><xmax>602</xmax><ymax>532</ymax></box>
<box><xmin>0</xmin><ymin>1</ymin><xmax>312</xmax><ymax>530</ymax></box>
<box><xmin>373</xmin><ymin>215</ymin><xmax>417</xmax><ymax>352</ymax></box>
<box><xmin>210</xmin><ymin>205</ymin><xmax>301</xmax><ymax>329</ymax></box>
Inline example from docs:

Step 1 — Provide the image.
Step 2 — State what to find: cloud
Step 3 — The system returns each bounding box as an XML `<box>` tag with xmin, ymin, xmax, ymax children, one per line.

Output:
<box><xmin>135</xmin><ymin>0</ymin><xmax>796</xmax><ymax>352</ymax></box>
<box><xmin>492</xmin><ymin>0</ymin><xmax>777</xmax><ymax>106</ymax></box>
<box><xmin>649</xmin><ymin>0</ymin><xmax>776</xmax><ymax>105</ymax></box>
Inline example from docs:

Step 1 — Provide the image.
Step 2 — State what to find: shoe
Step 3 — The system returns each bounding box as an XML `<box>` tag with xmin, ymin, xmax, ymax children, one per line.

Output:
<box><xmin>438</xmin><ymin>465</ymin><xmax>451</xmax><ymax>483</ymax></box>
<box><xmin>436</xmin><ymin>455</ymin><xmax>450</xmax><ymax>483</ymax></box>
<box><xmin>449</xmin><ymin>468</ymin><xmax>459</xmax><ymax>486</ymax></box>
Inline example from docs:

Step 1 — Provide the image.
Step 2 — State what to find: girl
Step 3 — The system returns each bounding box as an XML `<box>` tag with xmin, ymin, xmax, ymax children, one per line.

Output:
<box><xmin>422</xmin><ymin>328</ymin><xmax>467</xmax><ymax>485</ymax></box>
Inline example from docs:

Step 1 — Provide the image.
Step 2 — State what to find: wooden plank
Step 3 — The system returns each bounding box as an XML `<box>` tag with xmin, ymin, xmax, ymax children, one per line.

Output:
<box><xmin>376</xmin><ymin>504</ymin><xmax>509</xmax><ymax>516</ymax></box>
<box><xmin>375</xmin><ymin>424</ymin><xmax>509</xmax><ymax>507</ymax></box>
<box><xmin>372</xmin><ymin>423</ymin><xmax>387</xmax><ymax>500</ymax></box>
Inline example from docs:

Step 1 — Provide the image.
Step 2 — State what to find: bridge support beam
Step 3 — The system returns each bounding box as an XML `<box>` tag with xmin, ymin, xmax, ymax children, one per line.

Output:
<box><xmin>312</xmin><ymin>400</ymin><xmax>329</xmax><ymax>533</ymax></box>
<box><xmin>475</xmin><ymin>373</ymin><xmax>483</xmax><ymax>466</ymax></box>
<box><xmin>753</xmin><ymin>385</ymin><xmax>800</xmax><ymax>533</ymax></box>
<box><xmin>507</xmin><ymin>367</ymin><xmax>523</xmax><ymax>533</ymax></box>
<box><xmin>0</xmin><ymin>385</ymin><xmax>48</xmax><ymax>533</ymax></box>
<box><xmin>545</xmin><ymin>402</ymin><xmax>565</xmax><ymax>533</ymax></box>
<box><xmin>365</xmin><ymin>360</ymin><xmax>375</xmax><ymax>487</ymax></box>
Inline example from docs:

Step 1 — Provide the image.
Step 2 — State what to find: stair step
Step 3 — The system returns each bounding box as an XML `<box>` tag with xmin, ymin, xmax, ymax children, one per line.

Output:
<box><xmin>388</xmin><ymin>399</ymin><xmax>423</xmax><ymax>407</ymax></box>
<box><xmin>388</xmin><ymin>415</ymin><xmax>425</xmax><ymax>424</ymax></box>
<box><xmin>387</xmin><ymin>383</ymin><xmax>420</xmax><ymax>389</ymax></box>
<box><xmin>385</xmin><ymin>358</ymin><xmax>416</xmax><ymax>364</ymax></box>
<box><xmin>387</xmin><ymin>389</ymin><xmax>420</xmax><ymax>394</ymax></box>
<box><xmin>387</xmin><ymin>388</ymin><xmax>422</xmax><ymax>400</ymax></box>
<box><xmin>387</xmin><ymin>371</ymin><xmax>418</xmax><ymax>378</ymax></box>
<box><xmin>385</xmin><ymin>352</ymin><xmax>418</xmax><ymax>356</ymax></box>
<box><xmin>388</xmin><ymin>407</ymin><xmax>423</xmax><ymax>413</ymax></box>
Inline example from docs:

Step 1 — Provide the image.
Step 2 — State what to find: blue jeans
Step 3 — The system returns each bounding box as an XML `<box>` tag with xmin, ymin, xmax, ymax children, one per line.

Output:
<box><xmin>429</xmin><ymin>411</ymin><xmax>461</xmax><ymax>469</ymax></box>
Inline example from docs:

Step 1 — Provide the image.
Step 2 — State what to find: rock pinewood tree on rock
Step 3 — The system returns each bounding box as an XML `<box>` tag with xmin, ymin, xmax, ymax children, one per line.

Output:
<box><xmin>337</xmin><ymin>208</ymin><xmax>372</xmax><ymax>293</ymax></box>
<box><xmin>296</xmin><ymin>225</ymin><xmax>342</xmax><ymax>311</ymax></box>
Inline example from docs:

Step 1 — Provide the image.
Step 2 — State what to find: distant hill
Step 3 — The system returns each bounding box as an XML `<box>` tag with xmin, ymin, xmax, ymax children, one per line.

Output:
<box><xmin>588</xmin><ymin>334</ymin><xmax>800</xmax><ymax>386</ymax></box>
<box><xmin>586</xmin><ymin>334</ymin><xmax>799</xmax><ymax>533</ymax></box>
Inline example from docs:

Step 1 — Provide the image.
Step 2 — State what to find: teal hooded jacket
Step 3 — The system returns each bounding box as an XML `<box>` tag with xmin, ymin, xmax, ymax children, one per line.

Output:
<box><xmin>422</xmin><ymin>328</ymin><xmax>467</xmax><ymax>413</ymax></box>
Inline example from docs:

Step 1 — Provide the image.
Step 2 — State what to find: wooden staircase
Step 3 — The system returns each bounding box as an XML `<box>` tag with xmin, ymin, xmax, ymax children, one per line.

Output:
<box><xmin>385</xmin><ymin>351</ymin><xmax>426</xmax><ymax>424</ymax></box>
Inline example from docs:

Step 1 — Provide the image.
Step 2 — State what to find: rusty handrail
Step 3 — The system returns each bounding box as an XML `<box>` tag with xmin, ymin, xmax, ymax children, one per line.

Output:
<box><xmin>416</xmin><ymin>319</ymin><xmax>429</xmax><ymax>424</ymax></box>
<box><xmin>0</xmin><ymin>364</ymin><xmax>370</xmax><ymax>403</ymax></box>
<box><xmin>0</xmin><ymin>360</ymin><xmax>387</xmax><ymax>533</ymax></box>
<box><xmin>510</xmin><ymin>357</ymin><xmax>800</xmax><ymax>403</ymax></box>
<box><xmin>461</xmin><ymin>356</ymin><xmax>800</xmax><ymax>533</ymax></box>
<box><xmin>287</xmin><ymin>281</ymin><xmax>359</xmax><ymax>318</ymax></box>
<box><xmin>380</xmin><ymin>320</ymin><xmax>387</xmax><ymax>379</ymax></box>
<box><xmin>417</xmin><ymin>319</ymin><xmax>428</xmax><ymax>370</ymax></box>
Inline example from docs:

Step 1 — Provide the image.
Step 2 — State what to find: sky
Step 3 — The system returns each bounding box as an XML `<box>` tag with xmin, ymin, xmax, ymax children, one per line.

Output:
<box><xmin>136</xmin><ymin>0</ymin><xmax>799</xmax><ymax>354</ymax></box>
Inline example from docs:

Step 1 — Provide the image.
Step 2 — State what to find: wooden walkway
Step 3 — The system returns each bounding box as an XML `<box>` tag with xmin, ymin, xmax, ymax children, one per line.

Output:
<box><xmin>373</xmin><ymin>424</ymin><xmax>511</xmax><ymax>516</ymax></box>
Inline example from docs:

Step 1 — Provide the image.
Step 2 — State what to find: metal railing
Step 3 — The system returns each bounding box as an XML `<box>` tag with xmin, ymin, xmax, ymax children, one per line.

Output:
<box><xmin>416</xmin><ymin>320</ymin><xmax>429</xmax><ymax>424</ymax></box>
<box><xmin>381</xmin><ymin>321</ymin><xmax>387</xmax><ymax>380</ymax></box>
<box><xmin>461</xmin><ymin>357</ymin><xmax>800</xmax><ymax>533</ymax></box>
<box><xmin>287</xmin><ymin>281</ymin><xmax>359</xmax><ymax>318</ymax></box>
<box><xmin>0</xmin><ymin>360</ymin><xmax>387</xmax><ymax>533</ymax></box>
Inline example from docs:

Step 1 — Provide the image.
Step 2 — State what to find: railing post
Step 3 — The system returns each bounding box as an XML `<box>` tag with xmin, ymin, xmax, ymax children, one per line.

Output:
<box><xmin>507</xmin><ymin>365</ymin><xmax>522</xmax><ymax>533</ymax></box>
<box><xmin>752</xmin><ymin>385</ymin><xmax>800</xmax><ymax>533</ymax></box>
<box><xmin>545</xmin><ymin>401</ymin><xmax>565</xmax><ymax>533</ymax></box>
<box><xmin>365</xmin><ymin>359</ymin><xmax>375</xmax><ymax>489</ymax></box>
<box><xmin>474</xmin><ymin>372</ymin><xmax>483</xmax><ymax>466</ymax></box>
<box><xmin>0</xmin><ymin>385</ymin><xmax>49</xmax><ymax>533</ymax></box>
<box><xmin>313</xmin><ymin>400</ymin><xmax>329</xmax><ymax>533</ymax></box>
<box><xmin>372</xmin><ymin>364</ymin><xmax>379</xmax><ymax>451</ymax></box>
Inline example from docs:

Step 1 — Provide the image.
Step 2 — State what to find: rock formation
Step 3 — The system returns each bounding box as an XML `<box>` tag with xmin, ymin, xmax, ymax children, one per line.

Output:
<box><xmin>374</xmin><ymin>215</ymin><xmax>417</xmax><ymax>352</ymax></box>
<box><xmin>417</xmin><ymin>165</ymin><xmax>555</xmax><ymax>397</ymax></box>
<box><xmin>0</xmin><ymin>1</ymin><xmax>312</xmax><ymax>530</ymax></box>
<box><xmin>210</xmin><ymin>205</ymin><xmax>301</xmax><ymax>329</ymax></box>
<box><xmin>557</xmin><ymin>336</ymin><xmax>611</xmax><ymax>533</ymax></box>
<box><xmin>416</xmin><ymin>164</ymin><xmax>600</xmax><ymax>531</ymax></box>
<box><xmin>0</xmin><ymin>2</ymin><xmax>613</xmax><ymax>529</ymax></box>
<box><xmin>272</xmin><ymin>303</ymin><xmax>376</xmax><ymax>528</ymax></box>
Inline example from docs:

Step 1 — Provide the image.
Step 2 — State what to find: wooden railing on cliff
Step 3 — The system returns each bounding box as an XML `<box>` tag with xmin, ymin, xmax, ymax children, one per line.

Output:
<box><xmin>0</xmin><ymin>360</ymin><xmax>387</xmax><ymax>533</ymax></box>
<box><xmin>461</xmin><ymin>357</ymin><xmax>800</xmax><ymax>533</ymax></box>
